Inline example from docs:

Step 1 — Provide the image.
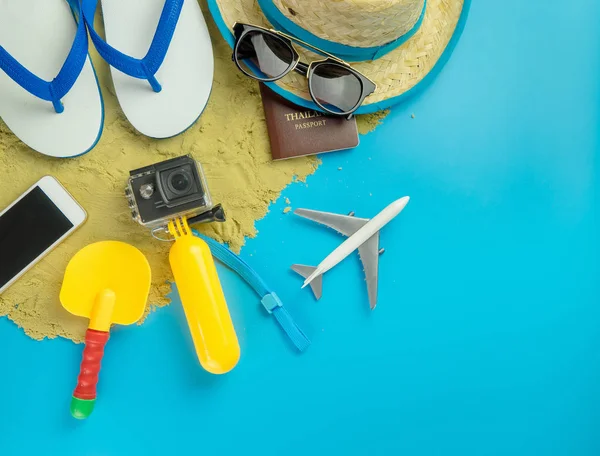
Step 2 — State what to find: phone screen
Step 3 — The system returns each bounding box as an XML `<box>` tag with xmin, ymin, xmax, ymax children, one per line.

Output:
<box><xmin>0</xmin><ymin>186</ymin><xmax>74</xmax><ymax>289</ymax></box>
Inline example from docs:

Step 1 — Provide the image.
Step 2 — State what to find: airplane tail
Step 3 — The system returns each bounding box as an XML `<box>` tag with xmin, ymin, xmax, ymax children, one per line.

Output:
<box><xmin>291</xmin><ymin>265</ymin><xmax>323</xmax><ymax>300</ymax></box>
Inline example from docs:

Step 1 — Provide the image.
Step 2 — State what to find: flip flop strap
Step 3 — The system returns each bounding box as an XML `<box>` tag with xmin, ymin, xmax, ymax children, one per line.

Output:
<box><xmin>81</xmin><ymin>0</ymin><xmax>184</xmax><ymax>93</ymax></box>
<box><xmin>0</xmin><ymin>3</ymin><xmax>89</xmax><ymax>113</ymax></box>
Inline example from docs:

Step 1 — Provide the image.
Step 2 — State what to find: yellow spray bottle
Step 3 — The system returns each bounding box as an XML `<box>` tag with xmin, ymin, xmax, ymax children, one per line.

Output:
<box><xmin>168</xmin><ymin>217</ymin><xmax>240</xmax><ymax>374</ymax></box>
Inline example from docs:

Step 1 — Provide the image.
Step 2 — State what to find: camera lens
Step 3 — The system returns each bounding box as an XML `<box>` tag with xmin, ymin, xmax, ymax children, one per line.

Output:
<box><xmin>169</xmin><ymin>171</ymin><xmax>191</xmax><ymax>194</ymax></box>
<box><xmin>157</xmin><ymin>161</ymin><xmax>202</xmax><ymax>207</ymax></box>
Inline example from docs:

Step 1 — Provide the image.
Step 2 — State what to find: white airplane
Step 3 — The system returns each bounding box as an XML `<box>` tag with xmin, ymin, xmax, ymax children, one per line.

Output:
<box><xmin>291</xmin><ymin>197</ymin><xmax>410</xmax><ymax>309</ymax></box>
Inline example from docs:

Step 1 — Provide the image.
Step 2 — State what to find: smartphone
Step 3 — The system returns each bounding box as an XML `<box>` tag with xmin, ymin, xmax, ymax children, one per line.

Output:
<box><xmin>0</xmin><ymin>176</ymin><xmax>87</xmax><ymax>294</ymax></box>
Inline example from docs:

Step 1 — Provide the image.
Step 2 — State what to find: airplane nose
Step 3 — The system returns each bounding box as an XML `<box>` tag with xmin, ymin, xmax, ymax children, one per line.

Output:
<box><xmin>396</xmin><ymin>196</ymin><xmax>410</xmax><ymax>210</ymax></box>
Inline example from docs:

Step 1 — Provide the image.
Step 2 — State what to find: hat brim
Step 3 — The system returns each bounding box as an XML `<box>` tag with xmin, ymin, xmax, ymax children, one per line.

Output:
<box><xmin>206</xmin><ymin>0</ymin><xmax>470</xmax><ymax>114</ymax></box>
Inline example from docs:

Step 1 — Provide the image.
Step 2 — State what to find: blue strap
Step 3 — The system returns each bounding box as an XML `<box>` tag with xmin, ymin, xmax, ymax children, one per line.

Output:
<box><xmin>81</xmin><ymin>0</ymin><xmax>184</xmax><ymax>92</ymax></box>
<box><xmin>0</xmin><ymin>3</ymin><xmax>89</xmax><ymax>113</ymax></box>
<box><xmin>192</xmin><ymin>230</ymin><xmax>311</xmax><ymax>352</ymax></box>
<box><xmin>268</xmin><ymin>296</ymin><xmax>311</xmax><ymax>352</ymax></box>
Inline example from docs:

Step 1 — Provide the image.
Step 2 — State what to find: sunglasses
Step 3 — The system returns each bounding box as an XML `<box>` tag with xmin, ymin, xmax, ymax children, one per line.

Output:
<box><xmin>232</xmin><ymin>23</ymin><xmax>377</xmax><ymax>118</ymax></box>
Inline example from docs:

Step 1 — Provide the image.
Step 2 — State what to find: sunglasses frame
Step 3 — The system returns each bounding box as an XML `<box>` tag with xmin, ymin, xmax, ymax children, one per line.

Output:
<box><xmin>232</xmin><ymin>23</ymin><xmax>377</xmax><ymax>118</ymax></box>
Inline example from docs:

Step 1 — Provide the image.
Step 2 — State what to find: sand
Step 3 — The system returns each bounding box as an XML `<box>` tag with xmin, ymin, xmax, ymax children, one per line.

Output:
<box><xmin>0</xmin><ymin>3</ymin><xmax>387</xmax><ymax>342</ymax></box>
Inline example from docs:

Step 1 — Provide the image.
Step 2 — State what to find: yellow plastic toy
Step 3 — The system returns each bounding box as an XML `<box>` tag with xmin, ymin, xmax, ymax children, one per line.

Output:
<box><xmin>168</xmin><ymin>217</ymin><xmax>240</xmax><ymax>374</ymax></box>
<box><xmin>60</xmin><ymin>241</ymin><xmax>151</xmax><ymax>419</ymax></box>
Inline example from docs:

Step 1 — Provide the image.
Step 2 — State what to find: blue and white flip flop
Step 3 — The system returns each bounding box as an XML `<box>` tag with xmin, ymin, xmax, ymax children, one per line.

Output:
<box><xmin>82</xmin><ymin>0</ymin><xmax>214</xmax><ymax>139</ymax></box>
<box><xmin>0</xmin><ymin>0</ymin><xmax>104</xmax><ymax>158</ymax></box>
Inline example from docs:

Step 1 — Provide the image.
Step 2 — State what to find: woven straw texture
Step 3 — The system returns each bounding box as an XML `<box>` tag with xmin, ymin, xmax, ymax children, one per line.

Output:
<box><xmin>271</xmin><ymin>0</ymin><xmax>425</xmax><ymax>48</ymax></box>
<box><xmin>215</xmin><ymin>0</ymin><xmax>464</xmax><ymax>105</ymax></box>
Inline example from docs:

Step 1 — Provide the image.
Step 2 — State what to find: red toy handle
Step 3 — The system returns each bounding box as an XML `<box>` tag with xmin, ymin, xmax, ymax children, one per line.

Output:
<box><xmin>70</xmin><ymin>329</ymin><xmax>109</xmax><ymax>419</ymax></box>
<box><xmin>74</xmin><ymin>329</ymin><xmax>109</xmax><ymax>399</ymax></box>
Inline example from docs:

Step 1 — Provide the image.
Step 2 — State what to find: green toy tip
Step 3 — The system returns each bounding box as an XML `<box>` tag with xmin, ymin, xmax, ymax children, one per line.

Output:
<box><xmin>70</xmin><ymin>397</ymin><xmax>96</xmax><ymax>419</ymax></box>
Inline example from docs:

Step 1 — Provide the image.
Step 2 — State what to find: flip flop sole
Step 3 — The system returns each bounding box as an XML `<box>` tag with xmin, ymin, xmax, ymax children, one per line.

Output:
<box><xmin>102</xmin><ymin>0</ymin><xmax>214</xmax><ymax>139</ymax></box>
<box><xmin>0</xmin><ymin>0</ymin><xmax>104</xmax><ymax>158</ymax></box>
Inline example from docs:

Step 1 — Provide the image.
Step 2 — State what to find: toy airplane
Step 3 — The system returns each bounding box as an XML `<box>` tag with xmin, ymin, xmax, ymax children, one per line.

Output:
<box><xmin>291</xmin><ymin>197</ymin><xmax>410</xmax><ymax>309</ymax></box>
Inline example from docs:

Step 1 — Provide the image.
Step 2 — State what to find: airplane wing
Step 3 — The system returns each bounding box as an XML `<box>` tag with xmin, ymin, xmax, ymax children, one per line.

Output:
<box><xmin>294</xmin><ymin>208</ymin><xmax>369</xmax><ymax>237</ymax></box>
<box><xmin>294</xmin><ymin>208</ymin><xmax>380</xmax><ymax>309</ymax></box>
<box><xmin>358</xmin><ymin>233</ymin><xmax>380</xmax><ymax>309</ymax></box>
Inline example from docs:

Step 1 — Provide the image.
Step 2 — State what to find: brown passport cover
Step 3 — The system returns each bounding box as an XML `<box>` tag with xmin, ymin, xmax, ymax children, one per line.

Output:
<box><xmin>260</xmin><ymin>84</ymin><xmax>359</xmax><ymax>160</ymax></box>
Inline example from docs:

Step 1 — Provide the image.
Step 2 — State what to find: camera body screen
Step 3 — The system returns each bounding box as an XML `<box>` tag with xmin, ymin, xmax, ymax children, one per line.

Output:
<box><xmin>126</xmin><ymin>155</ymin><xmax>213</xmax><ymax>229</ymax></box>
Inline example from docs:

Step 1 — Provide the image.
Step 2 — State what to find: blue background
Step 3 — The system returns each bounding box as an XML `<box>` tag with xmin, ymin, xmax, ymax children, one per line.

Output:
<box><xmin>2</xmin><ymin>1</ymin><xmax>600</xmax><ymax>454</ymax></box>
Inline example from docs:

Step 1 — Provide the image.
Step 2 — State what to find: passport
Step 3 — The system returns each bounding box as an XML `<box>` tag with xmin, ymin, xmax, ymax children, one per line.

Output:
<box><xmin>260</xmin><ymin>84</ymin><xmax>359</xmax><ymax>160</ymax></box>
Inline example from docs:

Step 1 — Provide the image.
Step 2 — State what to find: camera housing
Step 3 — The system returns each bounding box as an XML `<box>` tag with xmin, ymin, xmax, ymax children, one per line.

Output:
<box><xmin>126</xmin><ymin>155</ymin><xmax>214</xmax><ymax>229</ymax></box>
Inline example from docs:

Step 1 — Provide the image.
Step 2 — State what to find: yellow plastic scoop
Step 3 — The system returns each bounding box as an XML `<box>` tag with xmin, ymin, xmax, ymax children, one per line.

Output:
<box><xmin>60</xmin><ymin>241</ymin><xmax>151</xmax><ymax>419</ymax></box>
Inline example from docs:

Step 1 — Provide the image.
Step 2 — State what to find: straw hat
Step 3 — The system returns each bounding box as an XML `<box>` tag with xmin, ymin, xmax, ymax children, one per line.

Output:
<box><xmin>207</xmin><ymin>0</ymin><xmax>470</xmax><ymax>113</ymax></box>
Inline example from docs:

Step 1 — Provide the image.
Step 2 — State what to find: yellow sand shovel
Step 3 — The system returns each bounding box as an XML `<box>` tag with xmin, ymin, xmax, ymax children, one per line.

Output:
<box><xmin>60</xmin><ymin>241</ymin><xmax>151</xmax><ymax>419</ymax></box>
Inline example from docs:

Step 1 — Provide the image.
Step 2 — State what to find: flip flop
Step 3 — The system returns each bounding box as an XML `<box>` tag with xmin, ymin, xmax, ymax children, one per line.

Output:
<box><xmin>0</xmin><ymin>0</ymin><xmax>104</xmax><ymax>158</ymax></box>
<box><xmin>82</xmin><ymin>0</ymin><xmax>214</xmax><ymax>139</ymax></box>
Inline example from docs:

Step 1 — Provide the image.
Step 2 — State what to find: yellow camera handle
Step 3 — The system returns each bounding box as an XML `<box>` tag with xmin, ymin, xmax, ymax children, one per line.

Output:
<box><xmin>168</xmin><ymin>217</ymin><xmax>240</xmax><ymax>374</ymax></box>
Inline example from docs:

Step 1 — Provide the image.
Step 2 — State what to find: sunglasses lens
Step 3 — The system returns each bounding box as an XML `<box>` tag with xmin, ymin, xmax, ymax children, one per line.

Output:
<box><xmin>310</xmin><ymin>63</ymin><xmax>363</xmax><ymax>114</ymax></box>
<box><xmin>236</xmin><ymin>31</ymin><xmax>295</xmax><ymax>80</ymax></box>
